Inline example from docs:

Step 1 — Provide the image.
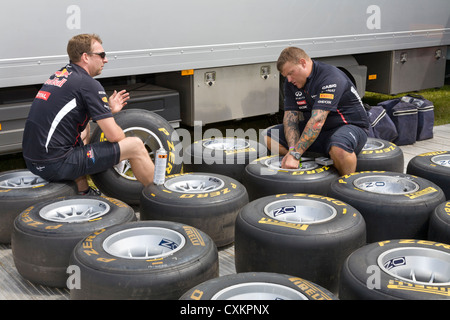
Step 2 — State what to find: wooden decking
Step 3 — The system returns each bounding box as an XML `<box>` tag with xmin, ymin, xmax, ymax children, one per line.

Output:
<box><xmin>0</xmin><ymin>124</ymin><xmax>448</xmax><ymax>300</ymax></box>
<box><xmin>400</xmin><ymin>124</ymin><xmax>450</xmax><ymax>172</ymax></box>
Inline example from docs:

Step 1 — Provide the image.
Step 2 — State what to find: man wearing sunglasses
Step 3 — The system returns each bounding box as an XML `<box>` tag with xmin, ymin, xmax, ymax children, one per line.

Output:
<box><xmin>22</xmin><ymin>34</ymin><xmax>155</xmax><ymax>195</ymax></box>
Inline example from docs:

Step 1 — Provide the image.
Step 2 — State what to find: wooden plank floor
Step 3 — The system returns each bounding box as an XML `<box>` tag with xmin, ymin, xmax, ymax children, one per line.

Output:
<box><xmin>0</xmin><ymin>124</ymin><xmax>448</xmax><ymax>300</ymax></box>
<box><xmin>400</xmin><ymin>124</ymin><xmax>450</xmax><ymax>172</ymax></box>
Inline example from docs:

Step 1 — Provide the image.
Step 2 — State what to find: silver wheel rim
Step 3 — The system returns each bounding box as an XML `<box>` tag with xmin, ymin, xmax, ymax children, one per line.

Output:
<box><xmin>363</xmin><ymin>139</ymin><xmax>384</xmax><ymax>151</ymax></box>
<box><xmin>431</xmin><ymin>154</ymin><xmax>450</xmax><ymax>167</ymax></box>
<box><xmin>264</xmin><ymin>199</ymin><xmax>337</xmax><ymax>224</ymax></box>
<box><xmin>211</xmin><ymin>282</ymin><xmax>308</xmax><ymax>300</ymax></box>
<box><xmin>0</xmin><ymin>171</ymin><xmax>48</xmax><ymax>189</ymax></box>
<box><xmin>353</xmin><ymin>175</ymin><xmax>420</xmax><ymax>195</ymax></box>
<box><xmin>39</xmin><ymin>199</ymin><xmax>110</xmax><ymax>223</ymax></box>
<box><xmin>264</xmin><ymin>157</ymin><xmax>319</xmax><ymax>171</ymax></box>
<box><xmin>103</xmin><ymin>227</ymin><xmax>186</xmax><ymax>259</ymax></box>
<box><xmin>378</xmin><ymin>247</ymin><xmax>450</xmax><ymax>285</ymax></box>
<box><xmin>203</xmin><ymin>138</ymin><xmax>250</xmax><ymax>150</ymax></box>
<box><xmin>113</xmin><ymin>127</ymin><xmax>163</xmax><ymax>181</ymax></box>
<box><xmin>164</xmin><ymin>175</ymin><xmax>224</xmax><ymax>193</ymax></box>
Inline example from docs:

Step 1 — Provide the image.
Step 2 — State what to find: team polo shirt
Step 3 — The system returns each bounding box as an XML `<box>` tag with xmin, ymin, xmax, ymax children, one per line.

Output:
<box><xmin>23</xmin><ymin>63</ymin><xmax>113</xmax><ymax>162</ymax></box>
<box><xmin>284</xmin><ymin>60</ymin><xmax>369</xmax><ymax>132</ymax></box>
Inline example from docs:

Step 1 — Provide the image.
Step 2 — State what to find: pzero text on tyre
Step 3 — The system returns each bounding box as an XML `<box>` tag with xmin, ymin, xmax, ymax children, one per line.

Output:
<box><xmin>356</xmin><ymin>138</ymin><xmax>404</xmax><ymax>173</ymax></box>
<box><xmin>339</xmin><ymin>239</ymin><xmax>450</xmax><ymax>300</ymax></box>
<box><xmin>0</xmin><ymin>169</ymin><xmax>77</xmax><ymax>244</ymax></box>
<box><xmin>407</xmin><ymin>151</ymin><xmax>450</xmax><ymax>200</ymax></box>
<box><xmin>180</xmin><ymin>272</ymin><xmax>338</xmax><ymax>300</ymax></box>
<box><xmin>234</xmin><ymin>193</ymin><xmax>366</xmax><ymax>293</ymax></box>
<box><xmin>242</xmin><ymin>155</ymin><xmax>339</xmax><ymax>201</ymax></box>
<box><xmin>428</xmin><ymin>201</ymin><xmax>450</xmax><ymax>244</ymax></box>
<box><xmin>69</xmin><ymin>221</ymin><xmax>219</xmax><ymax>300</ymax></box>
<box><xmin>328</xmin><ymin>171</ymin><xmax>446</xmax><ymax>243</ymax></box>
<box><xmin>183</xmin><ymin>137</ymin><xmax>267</xmax><ymax>182</ymax></box>
<box><xmin>11</xmin><ymin>196</ymin><xmax>136</xmax><ymax>288</ymax></box>
<box><xmin>90</xmin><ymin>109</ymin><xmax>183</xmax><ymax>205</ymax></box>
<box><xmin>140</xmin><ymin>172</ymin><xmax>248</xmax><ymax>247</ymax></box>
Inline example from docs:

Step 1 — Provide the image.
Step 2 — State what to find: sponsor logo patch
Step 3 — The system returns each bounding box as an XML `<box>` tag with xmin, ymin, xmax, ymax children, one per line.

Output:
<box><xmin>319</xmin><ymin>93</ymin><xmax>334</xmax><ymax>99</ymax></box>
<box><xmin>36</xmin><ymin>91</ymin><xmax>51</xmax><ymax>101</ymax></box>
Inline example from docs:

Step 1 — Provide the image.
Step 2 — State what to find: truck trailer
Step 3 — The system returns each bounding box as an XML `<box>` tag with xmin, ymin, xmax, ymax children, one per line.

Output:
<box><xmin>1</xmin><ymin>0</ymin><xmax>449</xmax><ymax>155</ymax></box>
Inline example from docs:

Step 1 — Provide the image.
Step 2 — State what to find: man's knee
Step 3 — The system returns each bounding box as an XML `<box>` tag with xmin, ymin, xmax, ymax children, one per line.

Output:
<box><xmin>119</xmin><ymin>137</ymin><xmax>147</xmax><ymax>159</ymax></box>
<box><xmin>329</xmin><ymin>145</ymin><xmax>354</xmax><ymax>157</ymax></box>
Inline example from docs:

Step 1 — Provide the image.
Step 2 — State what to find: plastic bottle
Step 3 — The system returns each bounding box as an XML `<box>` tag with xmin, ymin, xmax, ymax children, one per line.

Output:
<box><xmin>153</xmin><ymin>147</ymin><xmax>167</xmax><ymax>185</ymax></box>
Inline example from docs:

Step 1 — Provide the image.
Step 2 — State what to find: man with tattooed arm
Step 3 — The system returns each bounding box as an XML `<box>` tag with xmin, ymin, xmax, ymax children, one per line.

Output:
<box><xmin>264</xmin><ymin>47</ymin><xmax>369</xmax><ymax>175</ymax></box>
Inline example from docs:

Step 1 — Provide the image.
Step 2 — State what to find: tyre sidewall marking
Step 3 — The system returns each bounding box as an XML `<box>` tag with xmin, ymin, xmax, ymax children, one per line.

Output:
<box><xmin>360</xmin><ymin>143</ymin><xmax>396</xmax><ymax>155</ymax></box>
<box><xmin>15</xmin><ymin>196</ymin><xmax>134</xmax><ymax>233</ymax></box>
<box><xmin>243</xmin><ymin>193</ymin><xmax>361</xmax><ymax>234</ymax></box>
<box><xmin>337</xmin><ymin>171</ymin><xmax>440</xmax><ymax>200</ymax></box>
<box><xmin>148</xmin><ymin>173</ymin><xmax>242</xmax><ymax>201</ymax></box>
<box><xmin>75</xmin><ymin>222</ymin><xmax>212</xmax><ymax>271</ymax></box>
<box><xmin>249</xmin><ymin>156</ymin><xmax>335</xmax><ymax>176</ymax></box>
<box><xmin>347</xmin><ymin>240</ymin><xmax>450</xmax><ymax>298</ymax></box>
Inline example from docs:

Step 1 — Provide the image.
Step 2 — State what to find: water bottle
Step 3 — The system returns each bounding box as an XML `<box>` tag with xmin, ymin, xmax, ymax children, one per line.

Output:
<box><xmin>153</xmin><ymin>147</ymin><xmax>167</xmax><ymax>185</ymax></box>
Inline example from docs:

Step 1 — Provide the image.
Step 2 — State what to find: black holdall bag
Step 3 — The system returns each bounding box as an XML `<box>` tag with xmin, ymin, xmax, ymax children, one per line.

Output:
<box><xmin>400</xmin><ymin>94</ymin><xmax>434</xmax><ymax>141</ymax></box>
<box><xmin>378</xmin><ymin>98</ymin><xmax>418</xmax><ymax>146</ymax></box>
<box><xmin>365</xmin><ymin>104</ymin><xmax>398</xmax><ymax>142</ymax></box>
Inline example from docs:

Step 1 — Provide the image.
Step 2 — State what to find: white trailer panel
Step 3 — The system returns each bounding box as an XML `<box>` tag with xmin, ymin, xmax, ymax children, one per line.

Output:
<box><xmin>1</xmin><ymin>0</ymin><xmax>449</xmax><ymax>87</ymax></box>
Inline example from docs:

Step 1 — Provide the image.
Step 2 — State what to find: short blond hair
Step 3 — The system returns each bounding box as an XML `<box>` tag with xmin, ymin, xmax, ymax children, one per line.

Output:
<box><xmin>67</xmin><ymin>34</ymin><xmax>102</xmax><ymax>63</ymax></box>
<box><xmin>277</xmin><ymin>47</ymin><xmax>311</xmax><ymax>72</ymax></box>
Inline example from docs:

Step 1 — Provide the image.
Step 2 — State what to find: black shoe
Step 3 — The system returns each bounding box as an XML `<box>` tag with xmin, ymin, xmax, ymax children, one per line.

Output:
<box><xmin>78</xmin><ymin>187</ymin><xmax>102</xmax><ymax>196</ymax></box>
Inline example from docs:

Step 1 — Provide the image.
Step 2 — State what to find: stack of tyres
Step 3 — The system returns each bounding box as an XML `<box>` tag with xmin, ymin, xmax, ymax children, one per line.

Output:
<box><xmin>0</xmin><ymin>169</ymin><xmax>77</xmax><ymax>244</ymax></box>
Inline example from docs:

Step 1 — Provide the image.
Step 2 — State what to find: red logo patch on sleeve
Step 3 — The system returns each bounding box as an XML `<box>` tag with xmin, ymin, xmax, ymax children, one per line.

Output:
<box><xmin>36</xmin><ymin>91</ymin><xmax>51</xmax><ymax>101</ymax></box>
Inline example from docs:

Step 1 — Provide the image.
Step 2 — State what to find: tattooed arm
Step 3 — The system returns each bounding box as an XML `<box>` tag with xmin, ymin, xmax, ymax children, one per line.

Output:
<box><xmin>283</xmin><ymin>110</ymin><xmax>301</xmax><ymax>150</ymax></box>
<box><xmin>282</xmin><ymin>109</ymin><xmax>330</xmax><ymax>169</ymax></box>
<box><xmin>295</xmin><ymin>109</ymin><xmax>329</xmax><ymax>153</ymax></box>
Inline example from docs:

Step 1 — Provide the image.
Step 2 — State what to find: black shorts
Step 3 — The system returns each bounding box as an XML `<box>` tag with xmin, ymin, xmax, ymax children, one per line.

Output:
<box><xmin>264</xmin><ymin>123</ymin><xmax>368</xmax><ymax>156</ymax></box>
<box><xmin>25</xmin><ymin>142</ymin><xmax>120</xmax><ymax>182</ymax></box>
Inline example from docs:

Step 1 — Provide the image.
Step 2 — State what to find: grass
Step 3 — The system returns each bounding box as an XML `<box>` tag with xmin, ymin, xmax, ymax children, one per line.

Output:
<box><xmin>362</xmin><ymin>84</ymin><xmax>450</xmax><ymax>126</ymax></box>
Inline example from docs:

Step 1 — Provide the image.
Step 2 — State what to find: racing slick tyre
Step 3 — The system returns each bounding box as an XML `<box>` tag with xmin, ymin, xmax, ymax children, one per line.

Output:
<box><xmin>234</xmin><ymin>193</ymin><xmax>366</xmax><ymax>293</ymax></box>
<box><xmin>328</xmin><ymin>171</ymin><xmax>446</xmax><ymax>243</ymax></box>
<box><xmin>0</xmin><ymin>169</ymin><xmax>77</xmax><ymax>244</ymax></box>
<box><xmin>356</xmin><ymin>138</ymin><xmax>404</xmax><ymax>173</ymax></box>
<box><xmin>428</xmin><ymin>201</ymin><xmax>450</xmax><ymax>244</ymax></box>
<box><xmin>140</xmin><ymin>172</ymin><xmax>248</xmax><ymax>247</ymax></box>
<box><xmin>69</xmin><ymin>220</ymin><xmax>219</xmax><ymax>300</ymax></box>
<box><xmin>242</xmin><ymin>155</ymin><xmax>339</xmax><ymax>201</ymax></box>
<box><xmin>180</xmin><ymin>272</ymin><xmax>338</xmax><ymax>300</ymax></box>
<box><xmin>11</xmin><ymin>196</ymin><xmax>136</xmax><ymax>288</ymax></box>
<box><xmin>339</xmin><ymin>239</ymin><xmax>450</xmax><ymax>300</ymax></box>
<box><xmin>183</xmin><ymin>137</ymin><xmax>267</xmax><ymax>182</ymax></box>
<box><xmin>406</xmin><ymin>151</ymin><xmax>450</xmax><ymax>200</ymax></box>
<box><xmin>90</xmin><ymin>109</ymin><xmax>183</xmax><ymax>205</ymax></box>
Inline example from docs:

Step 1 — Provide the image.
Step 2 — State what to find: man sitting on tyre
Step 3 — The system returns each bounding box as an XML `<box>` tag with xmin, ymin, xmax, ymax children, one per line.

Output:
<box><xmin>263</xmin><ymin>47</ymin><xmax>369</xmax><ymax>176</ymax></box>
<box><xmin>22</xmin><ymin>34</ymin><xmax>155</xmax><ymax>195</ymax></box>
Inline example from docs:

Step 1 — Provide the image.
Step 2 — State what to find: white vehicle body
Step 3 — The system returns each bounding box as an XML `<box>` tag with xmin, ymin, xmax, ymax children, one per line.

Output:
<box><xmin>0</xmin><ymin>0</ymin><xmax>449</xmax><ymax>154</ymax></box>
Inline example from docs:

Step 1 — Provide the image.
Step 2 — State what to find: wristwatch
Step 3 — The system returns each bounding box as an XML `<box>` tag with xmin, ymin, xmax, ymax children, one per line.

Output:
<box><xmin>289</xmin><ymin>151</ymin><xmax>302</xmax><ymax>160</ymax></box>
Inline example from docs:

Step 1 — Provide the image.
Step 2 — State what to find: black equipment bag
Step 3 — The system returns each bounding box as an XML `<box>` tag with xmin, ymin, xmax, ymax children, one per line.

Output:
<box><xmin>378</xmin><ymin>98</ymin><xmax>418</xmax><ymax>146</ymax></box>
<box><xmin>366</xmin><ymin>105</ymin><xmax>398</xmax><ymax>142</ymax></box>
<box><xmin>401</xmin><ymin>94</ymin><xmax>434</xmax><ymax>141</ymax></box>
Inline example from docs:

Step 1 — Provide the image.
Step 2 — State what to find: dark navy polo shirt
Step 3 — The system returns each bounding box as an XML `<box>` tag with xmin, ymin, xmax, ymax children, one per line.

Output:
<box><xmin>23</xmin><ymin>63</ymin><xmax>113</xmax><ymax>162</ymax></box>
<box><xmin>284</xmin><ymin>60</ymin><xmax>369</xmax><ymax>132</ymax></box>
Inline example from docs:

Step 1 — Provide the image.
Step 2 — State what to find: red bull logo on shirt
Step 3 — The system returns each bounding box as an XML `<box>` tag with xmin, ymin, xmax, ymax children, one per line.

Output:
<box><xmin>87</xmin><ymin>148</ymin><xmax>95</xmax><ymax>163</ymax></box>
<box><xmin>44</xmin><ymin>68</ymin><xmax>72</xmax><ymax>88</ymax></box>
<box><xmin>54</xmin><ymin>68</ymin><xmax>72</xmax><ymax>78</ymax></box>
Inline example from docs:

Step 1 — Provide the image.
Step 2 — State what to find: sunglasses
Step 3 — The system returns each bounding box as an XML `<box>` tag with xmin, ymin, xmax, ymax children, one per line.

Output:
<box><xmin>88</xmin><ymin>51</ymin><xmax>106</xmax><ymax>59</ymax></box>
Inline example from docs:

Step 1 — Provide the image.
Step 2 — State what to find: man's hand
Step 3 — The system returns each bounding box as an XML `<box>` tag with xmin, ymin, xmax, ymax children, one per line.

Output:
<box><xmin>109</xmin><ymin>90</ymin><xmax>130</xmax><ymax>114</ymax></box>
<box><xmin>281</xmin><ymin>153</ymin><xmax>301</xmax><ymax>169</ymax></box>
